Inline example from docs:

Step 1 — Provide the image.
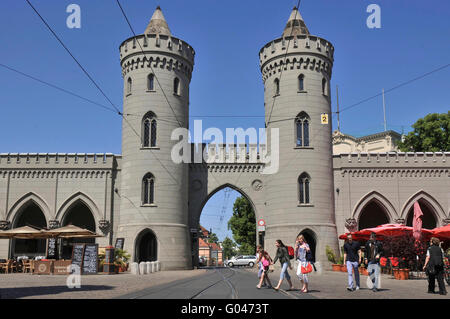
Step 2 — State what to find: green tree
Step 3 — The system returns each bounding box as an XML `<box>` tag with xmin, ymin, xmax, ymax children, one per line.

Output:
<box><xmin>207</xmin><ymin>232</ymin><xmax>219</xmax><ymax>244</ymax></box>
<box><xmin>398</xmin><ymin>112</ymin><xmax>449</xmax><ymax>152</ymax></box>
<box><xmin>228</xmin><ymin>196</ymin><xmax>256</xmax><ymax>255</ymax></box>
<box><xmin>222</xmin><ymin>237</ymin><xmax>237</xmax><ymax>260</ymax></box>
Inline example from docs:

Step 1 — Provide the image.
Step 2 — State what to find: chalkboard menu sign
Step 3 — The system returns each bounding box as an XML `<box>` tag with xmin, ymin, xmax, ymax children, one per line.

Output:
<box><xmin>47</xmin><ymin>238</ymin><xmax>57</xmax><ymax>259</ymax></box>
<box><xmin>115</xmin><ymin>238</ymin><xmax>125</xmax><ymax>250</ymax></box>
<box><xmin>82</xmin><ymin>244</ymin><xmax>99</xmax><ymax>275</ymax></box>
<box><xmin>71</xmin><ymin>244</ymin><xmax>85</xmax><ymax>271</ymax></box>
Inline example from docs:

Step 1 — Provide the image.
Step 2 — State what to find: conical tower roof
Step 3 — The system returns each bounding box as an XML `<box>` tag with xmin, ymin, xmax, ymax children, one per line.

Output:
<box><xmin>282</xmin><ymin>6</ymin><xmax>310</xmax><ymax>37</ymax></box>
<box><xmin>144</xmin><ymin>6</ymin><xmax>171</xmax><ymax>36</ymax></box>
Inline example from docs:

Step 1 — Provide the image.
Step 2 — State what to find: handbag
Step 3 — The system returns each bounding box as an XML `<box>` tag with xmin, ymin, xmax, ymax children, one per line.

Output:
<box><xmin>426</xmin><ymin>263</ymin><xmax>436</xmax><ymax>276</ymax></box>
<box><xmin>301</xmin><ymin>262</ymin><xmax>313</xmax><ymax>274</ymax></box>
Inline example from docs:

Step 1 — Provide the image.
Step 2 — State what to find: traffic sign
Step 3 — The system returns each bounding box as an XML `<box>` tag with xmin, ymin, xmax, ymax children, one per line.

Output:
<box><xmin>257</xmin><ymin>219</ymin><xmax>266</xmax><ymax>227</ymax></box>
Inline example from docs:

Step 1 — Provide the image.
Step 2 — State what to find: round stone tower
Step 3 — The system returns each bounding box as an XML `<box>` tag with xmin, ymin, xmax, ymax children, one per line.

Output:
<box><xmin>117</xmin><ymin>7</ymin><xmax>195</xmax><ymax>270</ymax></box>
<box><xmin>259</xmin><ymin>8</ymin><xmax>339</xmax><ymax>266</ymax></box>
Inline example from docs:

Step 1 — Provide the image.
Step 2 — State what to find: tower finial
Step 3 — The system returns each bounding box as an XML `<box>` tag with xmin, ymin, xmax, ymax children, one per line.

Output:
<box><xmin>283</xmin><ymin>6</ymin><xmax>310</xmax><ymax>37</ymax></box>
<box><xmin>145</xmin><ymin>5</ymin><xmax>171</xmax><ymax>36</ymax></box>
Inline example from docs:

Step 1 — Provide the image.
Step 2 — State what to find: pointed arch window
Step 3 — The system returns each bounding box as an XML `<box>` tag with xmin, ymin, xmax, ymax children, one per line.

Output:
<box><xmin>298</xmin><ymin>74</ymin><xmax>305</xmax><ymax>92</ymax></box>
<box><xmin>298</xmin><ymin>173</ymin><xmax>311</xmax><ymax>204</ymax></box>
<box><xmin>127</xmin><ymin>77</ymin><xmax>132</xmax><ymax>95</ymax></box>
<box><xmin>322</xmin><ymin>78</ymin><xmax>328</xmax><ymax>96</ymax></box>
<box><xmin>142</xmin><ymin>173</ymin><xmax>155</xmax><ymax>205</ymax></box>
<box><xmin>147</xmin><ymin>74</ymin><xmax>155</xmax><ymax>91</ymax></box>
<box><xmin>274</xmin><ymin>78</ymin><xmax>280</xmax><ymax>96</ymax></box>
<box><xmin>142</xmin><ymin>112</ymin><xmax>157</xmax><ymax>147</ymax></box>
<box><xmin>174</xmin><ymin>77</ymin><xmax>180</xmax><ymax>95</ymax></box>
<box><xmin>295</xmin><ymin>112</ymin><xmax>310</xmax><ymax>147</ymax></box>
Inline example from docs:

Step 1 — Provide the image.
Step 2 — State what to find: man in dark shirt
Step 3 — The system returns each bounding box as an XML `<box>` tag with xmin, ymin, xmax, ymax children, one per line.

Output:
<box><xmin>343</xmin><ymin>234</ymin><xmax>361</xmax><ymax>291</ymax></box>
<box><xmin>365</xmin><ymin>232</ymin><xmax>383</xmax><ymax>292</ymax></box>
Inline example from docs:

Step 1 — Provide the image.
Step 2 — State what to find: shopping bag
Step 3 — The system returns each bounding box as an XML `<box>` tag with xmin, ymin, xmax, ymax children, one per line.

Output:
<box><xmin>301</xmin><ymin>262</ymin><xmax>313</xmax><ymax>274</ymax></box>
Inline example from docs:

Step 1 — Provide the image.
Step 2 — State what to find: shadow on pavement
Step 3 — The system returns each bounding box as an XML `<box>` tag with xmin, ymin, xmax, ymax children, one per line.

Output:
<box><xmin>0</xmin><ymin>285</ymin><xmax>114</xmax><ymax>299</ymax></box>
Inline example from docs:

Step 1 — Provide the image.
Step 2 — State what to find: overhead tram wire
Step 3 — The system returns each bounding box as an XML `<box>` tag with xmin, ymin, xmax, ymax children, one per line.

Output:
<box><xmin>0</xmin><ymin>63</ymin><xmax>118</xmax><ymax>115</ymax></box>
<box><xmin>25</xmin><ymin>0</ymin><xmax>122</xmax><ymax>116</ymax></box>
<box><xmin>25</xmin><ymin>0</ymin><xmax>180</xmax><ymax>186</ymax></box>
<box><xmin>336</xmin><ymin>63</ymin><xmax>450</xmax><ymax>114</ymax></box>
<box><xmin>265</xmin><ymin>0</ymin><xmax>302</xmax><ymax>128</ymax></box>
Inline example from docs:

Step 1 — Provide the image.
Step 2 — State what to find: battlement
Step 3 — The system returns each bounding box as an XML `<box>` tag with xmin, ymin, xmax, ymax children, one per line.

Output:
<box><xmin>0</xmin><ymin>153</ymin><xmax>117</xmax><ymax>169</ymax></box>
<box><xmin>259</xmin><ymin>35</ymin><xmax>334</xmax><ymax>69</ymax></box>
<box><xmin>190</xmin><ymin>144</ymin><xmax>268</xmax><ymax>164</ymax></box>
<box><xmin>120</xmin><ymin>34</ymin><xmax>195</xmax><ymax>74</ymax></box>
<box><xmin>333</xmin><ymin>152</ymin><xmax>450</xmax><ymax>169</ymax></box>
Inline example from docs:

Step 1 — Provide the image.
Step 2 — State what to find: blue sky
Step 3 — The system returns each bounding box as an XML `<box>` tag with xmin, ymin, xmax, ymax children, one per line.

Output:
<box><xmin>1</xmin><ymin>1</ymin><xmax>449</xmax><ymax>241</ymax></box>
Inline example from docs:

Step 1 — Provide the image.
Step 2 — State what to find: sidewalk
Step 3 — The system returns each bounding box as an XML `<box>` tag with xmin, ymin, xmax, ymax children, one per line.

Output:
<box><xmin>0</xmin><ymin>269</ymin><xmax>206</xmax><ymax>299</ymax></box>
<box><xmin>244</xmin><ymin>263</ymin><xmax>449</xmax><ymax>299</ymax></box>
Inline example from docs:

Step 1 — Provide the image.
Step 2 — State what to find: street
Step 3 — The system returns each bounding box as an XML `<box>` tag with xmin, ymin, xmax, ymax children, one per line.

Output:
<box><xmin>117</xmin><ymin>267</ymin><xmax>307</xmax><ymax>299</ymax></box>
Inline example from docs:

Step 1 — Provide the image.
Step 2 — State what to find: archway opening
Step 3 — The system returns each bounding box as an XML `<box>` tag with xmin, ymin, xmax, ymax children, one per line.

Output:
<box><xmin>297</xmin><ymin>229</ymin><xmax>317</xmax><ymax>262</ymax></box>
<box><xmin>406</xmin><ymin>199</ymin><xmax>437</xmax><ymax>229</ymax></box>
<box><xmin>60</xmin><ymin>201</ymin><xmax>96</xmax><ymax>259</ymax></box>
<box><xmin>12</xmin><ymin>201</ymin><xmax>47</xmax><ymax>257</ymax></box>
<box><xmin>135</xmin><ymin>229</ymin><xmax>157</xmax><ymax>262</ymax></box>
<box><xmin>197</xmin><ymin>186</ymin><xmax>257</xmax><ymax>267</ymax></box>
<box><xmin>358</xmin><ymin>200</ymin><xmax>390</xmax><ymax>230</ymax></box>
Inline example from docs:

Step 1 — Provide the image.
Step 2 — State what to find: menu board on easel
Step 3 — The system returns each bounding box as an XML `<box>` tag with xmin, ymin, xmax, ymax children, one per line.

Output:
<box><xmin>115</xmin><ymin>238</ymin><xmax>124</xmax><ymax>250</ymax></box>
<box><xmin>82</xmin><ymin>244</ymin><xmax>98</xmax><ymax>275</ymax></box>
<box><xmin>71</xmin><ymin>244</ymin><xmax>85</xmax><ymax>272</ymax></box>
<box><xmin>46</xmin><ymin>238</ymin><xmax>57</xmax><ymax>259</ymax></box>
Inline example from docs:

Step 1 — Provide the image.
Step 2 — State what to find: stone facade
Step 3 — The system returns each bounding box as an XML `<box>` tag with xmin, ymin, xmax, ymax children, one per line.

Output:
<box><xmin>0</xmin><ymin>7</ymin><xmax>448</xmax><ymax>270</ymax></box>
<box><xmin>332</xmin><ymin>130</ymin><xmax>402</xmax><ymax>155</ymax></box>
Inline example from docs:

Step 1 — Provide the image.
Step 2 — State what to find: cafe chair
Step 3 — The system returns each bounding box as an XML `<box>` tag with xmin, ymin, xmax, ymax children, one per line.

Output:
<box><xmin>0</xmin><ymin>260</ymin><xmax>17</xmax><ymax>274</ymax></box>
<box><xmin>23</xmin><ymin>259</ymin><xmax>33</xmax><ymax>274</ymax></box>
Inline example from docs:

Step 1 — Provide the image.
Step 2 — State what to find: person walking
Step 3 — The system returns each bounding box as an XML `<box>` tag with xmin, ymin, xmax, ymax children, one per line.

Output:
<box><xmin>256</xmin><ymin>245</ymin><xmax>272</xmax><ymax>289</ymax></box>
<box><xmin>272</xmin><ymin>239</ymin><xmax>294</xmax><ymax>291</ymax></box>
<box><xmin>256</xmin><ymin>248</ymin><xmax>273</xmax><ymax>289</ymax></box>
<box><xmin>423</xmin><ymin>237</ymin><xmax>447</xmax><ymax>295</ymax></box>
<box><xmin>295</xmin><ymin>234</ymin><xmax>311</xmax><ymax>292</ymax></box>
<box><xmin>343</xmin><ymin>234</ymin><xmax>361</xmax><ymax>291</ymax></box>
<box><xmin>365</xmin><ymin>232</ymin><xmax>383</xmax><ymax>292</ymax></box>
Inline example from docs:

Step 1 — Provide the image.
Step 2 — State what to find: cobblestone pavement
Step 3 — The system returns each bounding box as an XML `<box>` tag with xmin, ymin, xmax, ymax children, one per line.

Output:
<box><xmin>0</xmin><ymin>269</ymin><xmax>206</xmax><ymax>299</ymax></box>
<box><xmin>1</xmin><ymin>265</ymin><xmax>449</xmax><ymax>299</ymax></box>
<box><xmin>243</xmin><ymin>264</ymin><xmax>450</xmax><ymax>299</ymax></box>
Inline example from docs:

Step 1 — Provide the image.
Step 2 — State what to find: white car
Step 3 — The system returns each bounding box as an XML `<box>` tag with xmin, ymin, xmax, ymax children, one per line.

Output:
<box><xmin>226</xmin><ymin>255</ymin><xmax>257</xmax><ymax>268</ymax></box>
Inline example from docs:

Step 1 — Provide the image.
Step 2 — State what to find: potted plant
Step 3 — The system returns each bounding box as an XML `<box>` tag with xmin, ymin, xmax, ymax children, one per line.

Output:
<box><xmin>383</xmin><ymin>235</ymin><xmax>427</xmax><ymax>280</ymax></box>
<box><xmin>114</xmin><ymin>249</ymin><xmax>131</xmax><ymax>273</ymax></box>
<box><xmin>326</xmin><ymin>246</ymin><xmax>340</xmax><ymax>271</ymax></box>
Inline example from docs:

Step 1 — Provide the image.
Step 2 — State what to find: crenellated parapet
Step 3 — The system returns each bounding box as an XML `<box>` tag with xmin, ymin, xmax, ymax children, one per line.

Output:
<box><xmin>259</xmin><ymin>35</ymin><xmax>334</xmax><ymax>81</ymax></box>
<box><xmin>333</xmin><ymin>152</ymin><xmax>450</xmax><ymax>178</ymax></box>
<box><xmin>203</xmin><ymin>144</ymin><xmax>267</xmax><ymax>164</ymax></box>
<box><xmin>0</xmin><ymin>153</ymin><xmax>117</xmax><ymax>169</ymax></box>
<box><xmin>120</xmin><ymin>34</ymin><xmax>195</xmax><ymax>80</ymax></box>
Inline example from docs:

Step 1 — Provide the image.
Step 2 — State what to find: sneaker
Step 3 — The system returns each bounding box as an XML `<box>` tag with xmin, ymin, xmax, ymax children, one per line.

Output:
<box><xmin>372</xmin><ymin>288</ymin><xmax>378</xmax><ymax>292</ymax></box>
<box><xmin>427</xmin><ymin>290</ymin><xmax>435</xmax><ymax>294</ymax></box>
<box><xmin>261</xmin><ymin>283</ymin><xmax>267</xmax><ymax>288</ymax></box>
<box><xmin>347</xmin><ymin>287</ymin><xmax>354</xmax><ymax>292</ymax></box>
<box><xmin>355</xmin><ymin>286</ymin><xmax>360</xmax><ymax>291</ymax></box>
<box><xmin>439</xmin><ymin>291</ymin><xmax>447</xmax><ymax>295</ymax></box>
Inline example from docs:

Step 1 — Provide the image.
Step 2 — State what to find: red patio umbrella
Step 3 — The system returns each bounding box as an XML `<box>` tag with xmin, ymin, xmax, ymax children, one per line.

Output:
<box><xmin>339</xmin><ymin>224</ymin><xmax>433</xmax><ymax>241</ymax></box>
<box><xmin>431</xmin><ymin>225</ymin><xmax>450</xmax><ymax>240</ymax></box>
